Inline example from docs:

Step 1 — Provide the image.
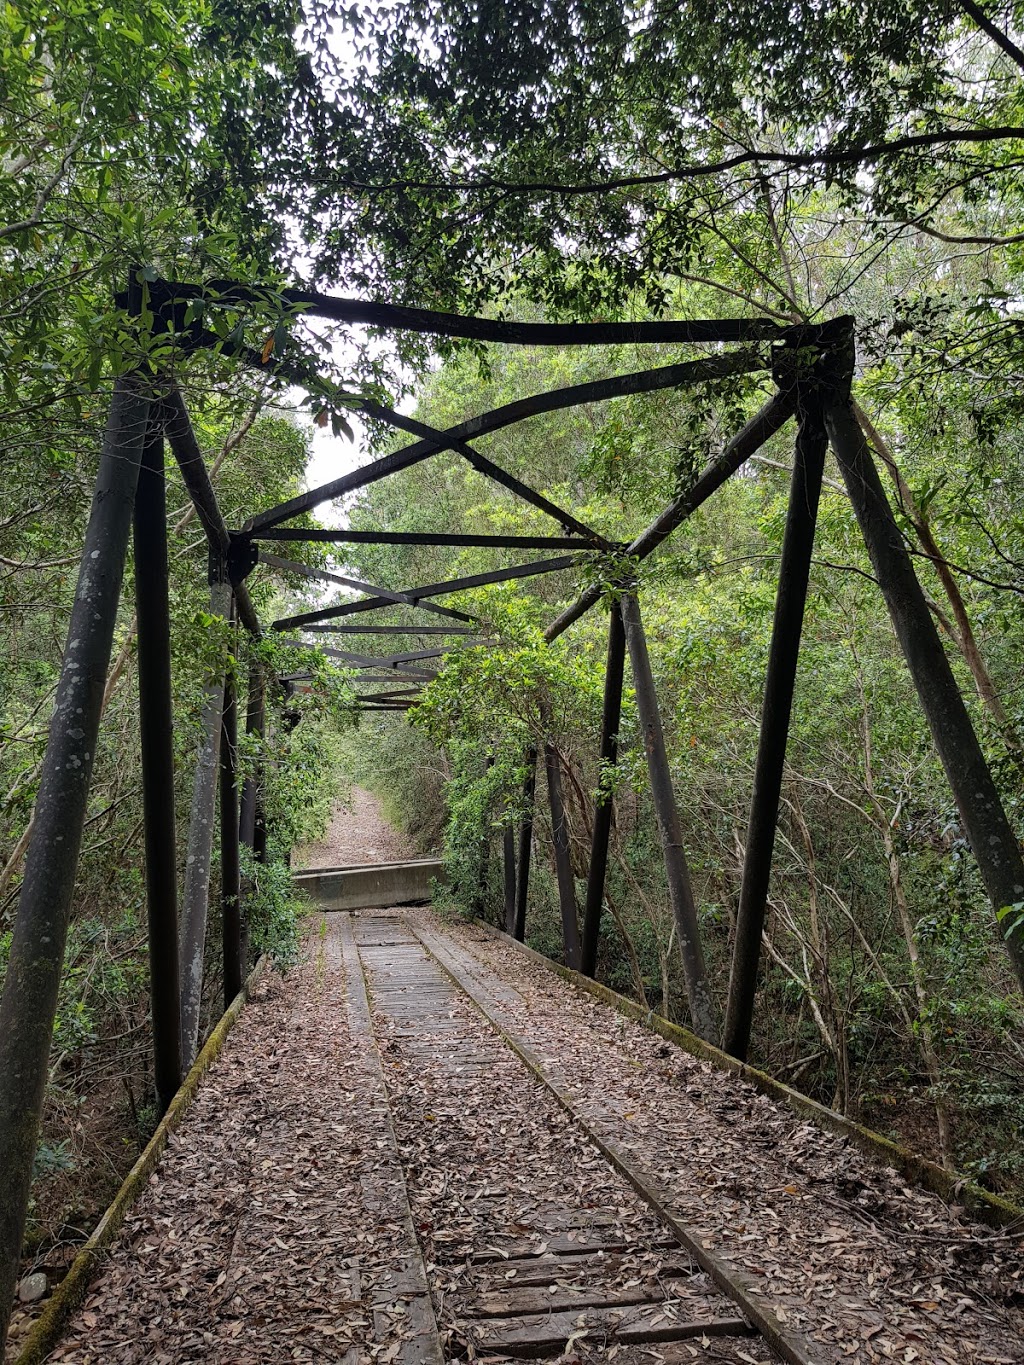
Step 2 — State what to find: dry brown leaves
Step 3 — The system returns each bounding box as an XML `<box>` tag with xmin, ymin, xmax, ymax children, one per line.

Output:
<box><xmin>428</xmin><ymin>910</ymin><xmax>1024</xmax><ymax>1365</ymax></box>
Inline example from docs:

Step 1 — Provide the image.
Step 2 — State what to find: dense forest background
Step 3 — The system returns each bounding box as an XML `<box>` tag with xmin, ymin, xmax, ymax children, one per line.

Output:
<box><xmin>4</xmin><ymin>0</ymin><xmax>1024</xmax><ymax>1272</ymax></box>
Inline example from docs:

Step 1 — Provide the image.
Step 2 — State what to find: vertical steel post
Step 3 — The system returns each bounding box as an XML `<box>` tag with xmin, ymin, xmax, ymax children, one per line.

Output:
<box><xmin>133</xmin><ymin>422</ymin><xmax>182</xmax><ymax>1113</ymax></box>
<box><xmin>220</xmin><ymin>602</ymin><xmax>242</xmax><ymax>1007</ymax></box>
<box><xmin>826</xmin><ymin>386</ymin><xmax>1024</xmax><ymax>991</ymax></box>
<box><xmin>0</xmin><ymin>374</ymin><xmax>150</xmax><ymax>1355</ymax></box>
<box><xmin>471</xmin><ymin>753</ymin><xmax>495</xmax><ymax>919</ymax></box>
<box><xmin>512</xmin><ymin>746</ymin><xmax>538</xmax><ymax>942</ymax></box>
<box><xmin>503</xmin><ymin>823</ymin><xmax>517</xmax><ymax>933</ymax></box>
<box><xmin>619</xmin><ymin>592</ymin><xmax>718</xmax><ymax>1040</ymax></box>
<box><xmin>178</xmin><ymin>572</ymin><xmax>231</xmax><ymax>1068</ymax></box>
<box><xmin>238</xmin><ymin>661</ymin><xmax>264</xmax><ymax>970</ymax></box>
<box><xmin>581</xmin><ymin>606</ymin><xmax>626</xmax><ymax>977</ymax></box>
<box><xmin>723</xmin><ymin>399</ymin><xmax>828</xmax><ymax>1059</ymax></box>
<box><xmin>239</xmin><ymin>661</ymin><xmax>265</xmax><ymax>852</ymax></box>
<box><xmin>544</xmin><ymin>741</ymin><xmax>582</xmax><ymax>969</ymax></box>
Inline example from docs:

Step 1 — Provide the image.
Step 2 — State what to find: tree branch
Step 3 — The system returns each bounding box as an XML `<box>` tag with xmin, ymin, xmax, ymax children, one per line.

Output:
<box><xmin>315</xmin><ymin>127</ymin><xmax>1024</xmax><ymax>199</ymax></box>
<box><xmin>958</xmin><ymin>0</ymin><xmax>1024</xmax><ymax>74</ymax></box>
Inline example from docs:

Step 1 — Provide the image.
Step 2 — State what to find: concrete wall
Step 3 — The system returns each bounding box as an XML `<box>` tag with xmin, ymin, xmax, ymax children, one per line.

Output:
<box><xmin>293</xmin><ymin>859</ymin><xmax>446</xmax><ymax>911</ymax></box>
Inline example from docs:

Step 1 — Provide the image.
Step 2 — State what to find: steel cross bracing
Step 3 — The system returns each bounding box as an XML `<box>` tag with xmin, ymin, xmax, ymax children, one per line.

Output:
<box><xmin>6</xmin><ymin>271</ymin><xmax>1024</xmax><ymax>1356</ymax></box>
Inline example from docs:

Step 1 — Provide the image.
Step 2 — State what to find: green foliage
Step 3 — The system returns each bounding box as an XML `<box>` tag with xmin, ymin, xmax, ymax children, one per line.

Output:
<box><xmin>241</xmin><ymin>851</ymin><xmax>308</xmax><ymax>969</ymax></box>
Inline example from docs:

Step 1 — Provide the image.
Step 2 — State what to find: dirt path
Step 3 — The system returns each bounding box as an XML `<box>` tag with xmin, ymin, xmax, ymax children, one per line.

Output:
<box><xmin>294</xmin><ymin>785</ymin><xmax>415</xmax><ymax>868</ymax></box>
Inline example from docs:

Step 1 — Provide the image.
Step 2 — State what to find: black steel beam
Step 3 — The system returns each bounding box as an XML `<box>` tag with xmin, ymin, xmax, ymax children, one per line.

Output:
<box><xmin>356</xmin><ymin>689</ymin><xmax>423</xmax><ymax>702</ymax></box>
<box><xmin>250</xmin><ymin>528</ymin><xmax>601</xmax><ymax>550</ymax></box>
<box><xmin>133</xmin><ymin>423</ymin><xmax>182</xmax><ymax>1115</ymax></box>
<box><xmin>274</xmin><ymin>555</ymin><xmax>579</xmax><ymax>631</ymax></box>
<box><xmin>276</xmin><ymin>640</ymin><xmax>448</xmax><ymax>667</ymax></box>
<box><xmin>350</xmin><ymin>403</ymin><xmax>611</xmax><ymax>547</ymax></box>
<box><xmin>544</xmin><ymin>390</ymin><xmax>797</xmax><ymax>642</ymax></box>
<box><xmin>581</xmin><ymin>606</ymin><xmax>627</xmax><ymax>978</ymax></box>
<box><xmin>259</xmin><ymin>551</ymin><xmax>446</xmax><ymax>609</ymax></box>
<box><xmin>301</xmin><ymin>624</ymin><xmax>478</xmax><ymax>636</ymax></box>
<box><xmin>827</xmin><ymin>393</ymin><xmax>1024</xmax><ymax>991</ymax></box>
<box><xmin>346</xmin><ymin>671</ymin><xmax>437</xmax><ymax>682</ymax></box>
<box><xmin>723</xmin><ymin>400</ymin><xmax>828</xmax><ymax>1061</ymax></box>
<box><xmin>276</xmin><ymin>594</ymin><xmax>477</xmax><ymax>629</ymax></box>
<box><xmin>161</xmin><ymin>386</ymin><xmax>261</xmax><ymax>637</ymax></box>
<box><xmin>146</xmin><ymin>276</ymin><xmax>815</xmax><ymax>345</ymax></box>
<box><xmin>246</xmin><ymin>349</ymin><xmax>767</xmax><ymax>532</ymax></box>
<box><xmin>0</xmin><ymin>375</ymin><xmax>151</xmax><ymax>1352</ymax></box>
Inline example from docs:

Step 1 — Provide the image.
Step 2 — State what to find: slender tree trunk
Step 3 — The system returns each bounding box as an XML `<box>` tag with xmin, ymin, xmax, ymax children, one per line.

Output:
<box><xmin>220</xmin><ymin>606</ymin><xmax>242</xmax><ymax>1008</ymax></box>
<box><xmin>512</xmin><ymin>748</ymin><xmax>537</xmax><ymax>942</ymax></box>
<box><xmin>542</xmin><ymin>730</ymin><xmax>581</xmax><ymax>969</ymax></box>
<box><xmin>854</xmin><ymin>402</ymin><xmax>1016</xmax><ymax>743</ymax></box>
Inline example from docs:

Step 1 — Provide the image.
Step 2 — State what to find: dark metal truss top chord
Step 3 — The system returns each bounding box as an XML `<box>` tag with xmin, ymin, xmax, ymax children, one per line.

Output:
<box><xmin>127</xmin><ymin>275</ymin><xmax>827</xmax><ymax>347</ymax></box>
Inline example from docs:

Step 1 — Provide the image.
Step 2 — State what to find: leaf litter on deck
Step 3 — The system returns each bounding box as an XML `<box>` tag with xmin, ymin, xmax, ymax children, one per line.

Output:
<box><xmin>420</xmin><ymin>908</ymin><xmax>1024</xmax><ymax>1365</ymax></box>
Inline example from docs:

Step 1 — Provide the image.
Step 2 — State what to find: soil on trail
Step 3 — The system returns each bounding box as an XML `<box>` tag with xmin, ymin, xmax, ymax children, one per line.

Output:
<box><xmin>294</xmin><ymin>785</ymin><xmax>416</xmax><ymax>868</ymax></box>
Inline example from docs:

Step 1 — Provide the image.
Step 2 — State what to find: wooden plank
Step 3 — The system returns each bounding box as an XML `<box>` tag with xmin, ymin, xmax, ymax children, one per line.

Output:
<box><xmin>468</xmin><ymin>1282</ymin><xmax>666</xmax><ymax>1316</ymax></box>
<box><xmin>468</xmin><ymin>1303</ymin><xmax>752</xmax><ymax>1355</ymax></box>
<box><xmin>334</xmin><ymin>916</ymin><xmax>444</xmax><ymax>1365</ymax></box>
<box><xmin>472</xmin><ymin>1252</ymin><xmax>696</xmax><ymax>1292</ymax></box>
<box><xmin>439</xmin><ymin>1232</ymin><xmax>682</xmax><ymax>1264</ymax></box>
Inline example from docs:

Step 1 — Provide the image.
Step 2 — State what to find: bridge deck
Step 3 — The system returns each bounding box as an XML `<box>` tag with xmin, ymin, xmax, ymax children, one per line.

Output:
<box><xmin>42</xmin><ymin>908</ymin><xmax>1023</xmax><ymax>1365</ymax></box>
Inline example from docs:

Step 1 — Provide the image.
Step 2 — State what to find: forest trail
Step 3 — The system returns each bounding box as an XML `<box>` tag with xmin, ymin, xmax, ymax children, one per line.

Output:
<box><xmin>293</xmin><ymin>787</ymin><xmax>416</xmax><ymax>869</ymax></box>
<box><xmin>30</xmin><ymin>906</ymin><xmax>1024</xmax><ymax>1365</ymax></box>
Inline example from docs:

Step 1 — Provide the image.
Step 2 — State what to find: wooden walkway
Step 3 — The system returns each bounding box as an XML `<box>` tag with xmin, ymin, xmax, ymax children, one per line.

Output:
<box><xmin>38</xmin><ymin>908</ymin><xmax>1024</xmax><ymax>1365</ymax></box>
